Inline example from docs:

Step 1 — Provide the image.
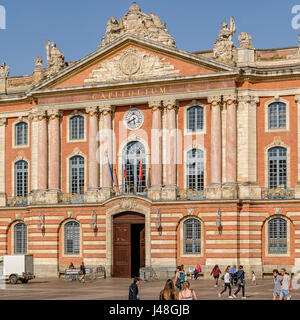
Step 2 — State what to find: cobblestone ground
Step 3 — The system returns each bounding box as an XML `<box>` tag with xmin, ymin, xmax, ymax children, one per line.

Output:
<box><xmin>0</xmin><ymin>278</ymin><xmax>299</xmax><ymax>300</ymax></box>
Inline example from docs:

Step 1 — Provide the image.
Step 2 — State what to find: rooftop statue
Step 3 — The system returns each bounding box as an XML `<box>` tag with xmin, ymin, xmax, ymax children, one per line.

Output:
<box><xmin>45</xmin><ymin>40</ymin><xmax>66</xmax><ymax>76</ymax></box>
<box><xmin>100</xmin><ymin>2</ymin><xmax>176</xmax><ymax>48</ymax></box>
<box><xmin>238</xmin><ymin>32</ymin><xmax>254</xmax><ymax>49</ymax></box>
<box><xmin>0</xmin><ymin>62</ymin><xmax>9</xmax><ymax>79</ymax></box>
<box><xmin>213</xmin><ymin>17</ymin><xmax>236</xmax><ymax>63</ymax></box>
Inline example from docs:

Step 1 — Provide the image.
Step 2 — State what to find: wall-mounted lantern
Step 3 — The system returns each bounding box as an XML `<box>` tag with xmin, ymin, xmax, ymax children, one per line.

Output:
<box><xmin>90</xmin><ymin>211</ymin><xmax>97</xmax><ymax>231</ymax></box>
<box><xmin>37</xmin><ymin>214</ymin><xmax>45</xmax><ymax>232</ymax></box>
<box><xmin>155</xmin><ymin>209</ymin><xmax>162</xmax><ymax>235</ymax></box>
<box><xmin>216</xmin><ymin>208</ymin><xmax>222</xmax><ymax>235</ymax></box>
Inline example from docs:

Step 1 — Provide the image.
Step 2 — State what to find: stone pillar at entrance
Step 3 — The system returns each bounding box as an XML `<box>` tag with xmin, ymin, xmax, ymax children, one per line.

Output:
<box><xmin>0</xmin><ymin>118</ymin><xmax>7</xmax><ymax>206</ymax></box>
<box><xmin>161</xmin><ymin>98</ymin><xmax>177</xmax><ymax>200</ymax></box>
<box><xmin>207</xmin><ymin>96</ymin><xmax>222</xmax><ymax>199</ymax></box>
<box><xmin>47</xmin><ymin>108</ymin><xmax>62</xmax><ymax>204</ymax></box>
<box><xmin>99</xmin><ymin>104</ymin><xmax>115</xmax><ymax>201</ymax></box>
<box><xmin>85</xmin><ymin>106</ymin><xmax>100</xmax><ymax>203</ymax></box>
<box><xmin>148</xmin><ymin>98</ymin><xmax>163</xmax><ymax>200</ymax></box>
<box><xmin>223</xmin><ymin>95</ymin><xmax>238</xmax><ymax>199</ymax></box>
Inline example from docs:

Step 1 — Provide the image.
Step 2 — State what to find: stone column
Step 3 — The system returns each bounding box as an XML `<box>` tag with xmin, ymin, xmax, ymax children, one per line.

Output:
<box><xmin>237</xmin><ymin>95</ymin><xmax>260</xmax><ymax>199</ymax></box>
<box><xmin>223</xmin><ymin>95</ymin><xmax>238</xmax><ymax>199</ymax></box>
<box><xmin>0</xmin><ymin>118</ymin><xmax>7</xmax><ymax>206</ymax></box>
<box><xmin>295</xmin><ymin>95</ymin><xmax>300</xmax><ymax>198</ymax></box>
<box><xmin>207</xmin><ymin>96</ymin><xmax>222</xmax><ymax>199</ymax></box>
<box><xmin>161</xmin><ymin>98</ymin><xmax>177</xmax><ymax>200</ymax></box>
<box><xmin>37</xmin><ymin>111</ymin><xmax>48</xmax><ymax>192</ymax></box>
<box><xmin>99</xmin><ymin>104</ymin><xmax>114</xmax><ymax>201</ymax></box>
<box><xmin>46</xmin><ymin>109</ymin><xmax>62</xmax><ymax>204</ymax></box>
<box><xmin>148</xmin><ymin>99</ymin><xmax>163</xmax><ymax>200</ymax></box>
<box><xmin>85</xmin><ymin>106</ymin><xmax>100</xmax><ymax>203</ymax></box>
<box><xmin>29</xmin><ymin>109</ymin><xmax>39</xmax><ymax>193</ymax></box>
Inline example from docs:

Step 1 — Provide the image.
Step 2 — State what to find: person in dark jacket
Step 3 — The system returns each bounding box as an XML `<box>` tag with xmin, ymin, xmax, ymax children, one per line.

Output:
<box><xmin>128</xmin><ymin>277</ymin><xmax>141</xmax><ymax>300</ymax></box>
<box><xmin>79</xmin><ymin>261</ymin><xmax>86</xmax><ymax>283</ymax></box>
<box><xmin>233</xmin><ymin>265</ymin><xmax>246</xmax><ymax>299</ymax></box>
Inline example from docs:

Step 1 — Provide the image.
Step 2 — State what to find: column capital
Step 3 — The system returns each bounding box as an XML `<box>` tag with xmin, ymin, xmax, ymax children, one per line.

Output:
<box><xmin>0</xmin><ymin>117</ymin><xmax>7</xmax><ymax>126</ymax></box>
<box><xmin>162</xmin><ymin>98</ymin><xmax>178</xmax><ymax>110</ymax></box>
<box><xmin>239</xmin><ymin>95</ymin><xmax>259</xmax><ymax>106</ymax></box>
<box><xmin>99</xmin><ymin>103</ymin><xmax>115</xmax><ymax>116</ymax></box>
<box><xmin>85</xmin><ymin>106</ymin><xmax>99</xmax><ymax>117</ymax></box>
<box><xmin>223</xmin><ymin>94</ymin><xmax>238</xmax><ymax>105</ymax></box>
<box><xmin>148</xmin><ymin>98</ymin><xmax>163</xmax><ymax>111</ymax></box>
<box><xmin>207</xmin><ymin>95</ymin><xmax>222</xmax><ymax>106</ymax></box>
<box><xmin>295</xmin><ymin>95</ymin><xmax>300</xmax><ymax>104</ymax></box>
<box><xmin>48</xmin><ymin>108</ymin><xmax>63</xmax><ymax>120</ymax></box>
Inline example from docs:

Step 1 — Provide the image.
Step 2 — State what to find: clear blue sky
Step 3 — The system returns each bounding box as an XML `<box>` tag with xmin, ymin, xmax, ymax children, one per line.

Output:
<box><xmin>0</xmin><ymin>0</ymin><xmax>300</xmax><ymax>76</ymax></box>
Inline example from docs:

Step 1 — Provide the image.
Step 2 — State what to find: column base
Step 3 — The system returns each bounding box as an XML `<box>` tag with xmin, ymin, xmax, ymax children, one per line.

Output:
<box><xmin>295</xmin><ymin>183</ymin><xmax>300</xmax><ymax>199</ymax></box>
<box><xmin>238</xmin><ymin>183</ymin><xmax>261</xmax><ymax>200</ymax></box>
<box><xmin>222</xmin><ymin>183</ymin><xmax>238</xmax><ymax>199</ymax></box>
<box><xmin>0</xmin><ymin>193</ymin><xmax>6</xmax><ymax>206</ymax></box>
<box><xmin>206</xmin><ymin>184</ymin><xmax>222</xmax><ymax>199</ymax></box>
<box><xmin>28</xmin><ymin>190</ymin><xmax>48</xmax><ymax>205</ymax></box>
<box><xmin>161</xmin><ymin>185</ymin><xmax>177</xmax><ymax>200</ymax></box>
<box><xmin>97</xmin><ymin>188</ymin><xmax>112</xmax><ymax>202</ymax></box>
<box><xmin>45</xmin><ymin>190</ymin><xmax>61</xmax><ymax>204</ymax></box>
<box><xmin>147</xmin><ymin>186</ymin><xmax>162</xmax><ymax>201</ymax></box>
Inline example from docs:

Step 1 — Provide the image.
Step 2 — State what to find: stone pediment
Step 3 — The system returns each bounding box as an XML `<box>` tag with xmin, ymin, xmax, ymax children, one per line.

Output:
<box><xmin>84</xmin><ymin>47</ymin><xmax>180</xmax><ymax>84</ymax></box>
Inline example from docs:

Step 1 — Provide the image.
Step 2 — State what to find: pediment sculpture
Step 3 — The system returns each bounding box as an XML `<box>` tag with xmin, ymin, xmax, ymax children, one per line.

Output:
<box><xmin>213</xmin><ymin>17</ymin><xmax>236</xmax><ymax>63</ymax></box>
<box><xmin>85</xmin><ymin>47</ymin><xmax>179</xmax><ymax>84</ymax></box>
<box><xmin>45</xmin><ymin>40</ymin><xmax>66</xmax><ymax>76</ymax></box>
<box><xmin>100</xmin><ymin>2</ymin><xmax>175</xmax><ymax>48</ymax></box>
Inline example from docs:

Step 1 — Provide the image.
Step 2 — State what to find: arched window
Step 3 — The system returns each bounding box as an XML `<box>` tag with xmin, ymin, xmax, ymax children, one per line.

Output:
<box><xmin>14</xmin><ymin>223</ymin><xmax>27</xmax><ymax>254</ymax></box>
<box><xmin>70</xmin><ymin>115</ymin><xmax>84</xmax><ymax>140</ymax></box>
<box><xmin>15</xmin><ymin>122</ymin><xmax>28</xmax><ymax>146</ymax></box>
<box><xmin>268</xmin><ymin>147</ymin><xmax>287</xmax><ymax>189</ymax></box>
<box><xmin>187</xmin><ymin>106</ymin><xmax>204</xmax><ymax>132</ymax></box>
<box><xmin>123</xmin><ymin>141</ymin><xmax>146</xmax><ymax>194</ymax></box>
<box><xmin>15</xmin><ymin>160</ymin><xmax>28</xmax><ymax>197</ymax></box>
<box><xmin>64</xmin><ymin>221</ymin><xmax>80</xmax><ymax>255</ymax></box>
<box><xmin>70</xmin><ymin>156</ymin><xmax>85</xmax><ymax>194</ymax></box>
<box><xmin>183</xmin><ymin>218</ymin><xmax>201</xmax><ymax>255</ymax></box>
<box><xmin>268</xmin><ymin>102</ymin><xmax>286</xmax><ymax>129</ymax></box>
<box><xmin>187</xmin><ymin>149</ymin><xmax>204</xmax><ymax>191</ymax></box>
<box><xmin>268</xmin><ymin>218</ymin><xmax>287</xmax><ymax>254</ymax></box>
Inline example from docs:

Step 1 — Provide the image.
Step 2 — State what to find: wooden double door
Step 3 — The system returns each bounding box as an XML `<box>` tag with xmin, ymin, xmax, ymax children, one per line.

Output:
<box><xmin>113</xmin><ymin>212</ymin><xmax>145</xmax><ymax>278</ymax></box>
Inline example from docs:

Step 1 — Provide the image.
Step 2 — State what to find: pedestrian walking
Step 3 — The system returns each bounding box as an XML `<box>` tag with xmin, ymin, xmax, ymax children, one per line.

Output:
<box><xmin>178</xmin><ymin>281</ymin><xmax>197</xmax><ymax>300</ymax></box>
<box><xmin>251</xmin><ymin>271</ymin><xmax>256</xmax><ymax>286</ymax></box>
<box><xmin>159</xmin><ymin>279</ymin><xmax>177</xmax><ymax>300</ymax></box>
<box><xmin>273</xmin><ymin>269</ymin><xmax>281</xmax><ymax>300</ymax></box>
<box><xmin>128</xmin><ymin>277</ymin><xmax>141</xmax><ymax>300</ymax></box>
<box><xmin>229</xmin><ymin>265</ymin><xmax>237</xmax><ymax>287</ymax></box>
<box><xmin>218</xmin><ymin>266</ymin><xmax>233</xmax><ymax>299</ymax></box>
<box><xmin>210</xmin><ymin>265</ymin><xmax>222</xmax><ymax>287</ymax></box>
<box><xmin>174</xmin><ymin>265</ymin><xmax>185</xmax><ymax>292</ymax></box>
<box><xmin>279</xmin><ymin>268</ymin><xmax>291</xmax><ymax>300</ymax></box>
<box><xmin>79</xmin><ymin>261</ymin><xmax>86</xmax><ymax>283</ymax></box>
<box><xmin>233</xmin><ymin>266</ymin><xmax>246</xmax><ymax>299</ymax></box>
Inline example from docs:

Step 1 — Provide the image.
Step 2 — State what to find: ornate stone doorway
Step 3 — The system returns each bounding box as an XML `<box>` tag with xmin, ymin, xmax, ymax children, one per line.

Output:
<box><xmin>113</xmin><ymin>212</ymin><xmax>145</xmax><ymax>278</ymax></box>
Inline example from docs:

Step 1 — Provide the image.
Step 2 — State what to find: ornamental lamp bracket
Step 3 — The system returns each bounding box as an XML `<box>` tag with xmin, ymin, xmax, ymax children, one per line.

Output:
<box><xmin>155</xmin><ymin>209</ymin><xmax>162</xmax><ymax>235</ymax></box>
<box><xmin>216</xmin><ymin>208</ymin><xmax>222</xmax><ymax>234</ymax></box>
<box><xmin>90</xmin><ymin>211</ymin><xmax>97</xmax><ymax>231</ymax></box>
<box><xmin>37</xmin><ymin>214</ymin><xmax>45</xmax><ymax>233</ymax></box>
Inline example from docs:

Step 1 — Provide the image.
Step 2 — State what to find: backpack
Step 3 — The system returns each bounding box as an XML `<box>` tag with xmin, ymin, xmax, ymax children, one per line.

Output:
<box><xmin>180</xmin><ymin>271</ymin><xmax>185</xmax><ymax>281</ymax></box>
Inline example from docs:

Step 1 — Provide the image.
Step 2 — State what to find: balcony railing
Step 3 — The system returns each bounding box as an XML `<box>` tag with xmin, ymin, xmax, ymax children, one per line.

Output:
<box><xmin>7</xmin><ymin>196</ymin><xmax>28</xmax><ymax>207</ymax></box>
<box><xmin>261</xmin><ymin>188</ymin><xmax>295</xmax><ymax>200</ymax></box>
<box><xmin>178</xmin><ymin>189</ymin><xmax>205</xmax><ymax>200</ymax></box>
<box><xmin>113</xmin><ymin>186</ymin><xmax>148</xmax><ymax>197</ymax></box>
<box><xmin>59</xmin><ymin>194</ymin><xmax>85</xmax><ymax>204</ymax></box>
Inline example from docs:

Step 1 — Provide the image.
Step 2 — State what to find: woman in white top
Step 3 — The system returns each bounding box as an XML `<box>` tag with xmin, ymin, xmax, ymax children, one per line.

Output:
<box><xmin>218</xmin><ymin>266</ymin><xmax>233</xmax><ymax>299</ymax></box>
<box><xmin>179</xmin><ymin>281</ymin><xmax>197</xmax><ymax>300</ymax></box>
<box><xmin>252</xmin><ymin>271</ymin><xmax>256</xmax><ymax>285</ymax></box>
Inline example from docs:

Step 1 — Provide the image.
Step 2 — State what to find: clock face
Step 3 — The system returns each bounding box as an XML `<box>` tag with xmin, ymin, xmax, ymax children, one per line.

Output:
<box><xmin>124</xmin><ymin>108</ymin><xmax>144</xmax><ymax>131</ymax></box>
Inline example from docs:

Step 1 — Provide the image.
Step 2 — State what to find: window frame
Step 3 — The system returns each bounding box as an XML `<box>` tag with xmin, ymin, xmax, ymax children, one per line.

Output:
<box><xmin>181</xmin><ymin>218</ymin><xmax>203</xmax><ymax>257</ymax></box>
<box><xmin>64</xmin><ymin>220</ymin><xmax>81</xmax><ymax>256</ymax></box>
<box><xmin>14</xmin><ymin>160</ymin><xmax>29</xmax><ymax>197</ymax></box>
<box><xmin>268</xmin><ymin>217</ymin><xmax>288</xmax><ymax>255</ymax></box>
<box><xmin>14</xmin><ymin>222</ymin><xmax>27</xmax><ymax>255</ymax></box>
<box><xmin>184</xmin><ymin>101</ymin><xmax>206</xmax><ymax>135</ymax></box>
<box><xmin>69</xmin><ymin>155</ymin><xmax>85</xmax><ymax>195</ymax></box>
<box><xmin>187</xmin><ymin>106</ymin><xmax>204</xmax><ymax>133</ymax></box>
<box><xmin>186</xmin><ymin>149</ymin><xmax>205</xmax><ymax>191</ymax></box>
<box><xmin>13</xmin><ymin>120</ymin><xmax>30</xmax><ymax>149</ymax></box>
<box><xmin>268</xmin><ymin>147</ymin><xmax>287</xmax><ymax>190</ymax></box>
<box><xmin>265</xmin><ymin>98</ymin><xmax>289</xmax><ymax>133</ymax></box>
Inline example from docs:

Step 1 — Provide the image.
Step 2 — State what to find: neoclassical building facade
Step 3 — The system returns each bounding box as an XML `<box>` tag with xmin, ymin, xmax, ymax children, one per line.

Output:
<box><xmin>0</xmin><ymin>3</ymin><xmax>300</xmax><ymax>278</ymax></box>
